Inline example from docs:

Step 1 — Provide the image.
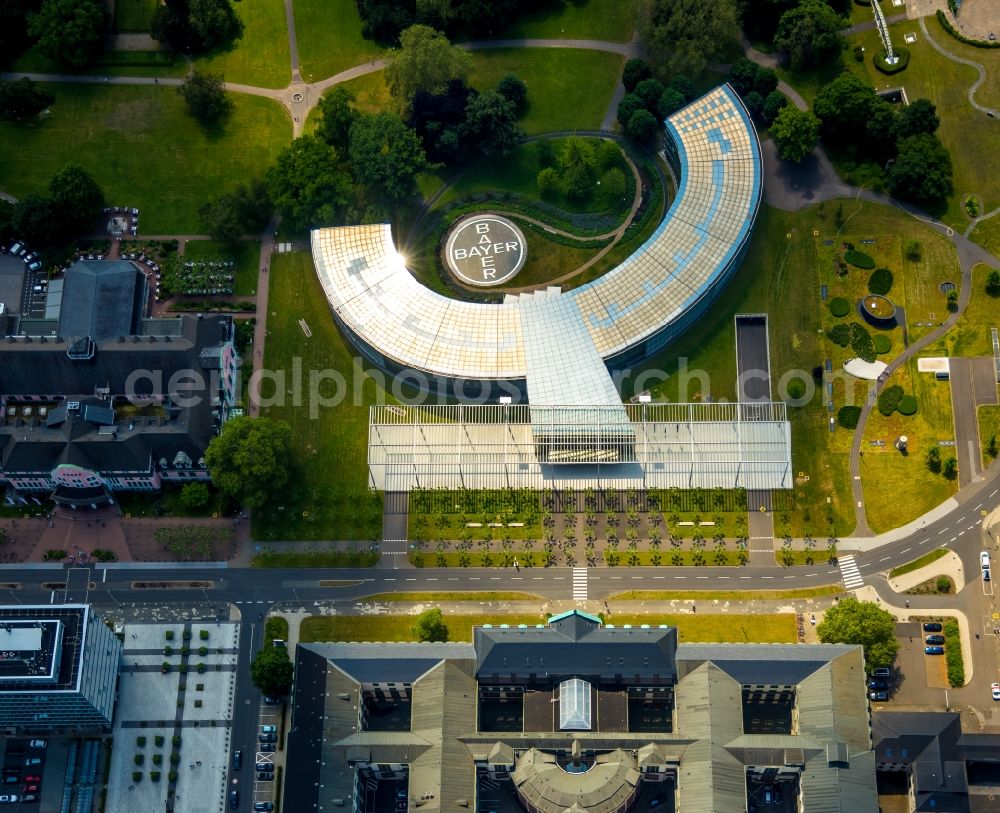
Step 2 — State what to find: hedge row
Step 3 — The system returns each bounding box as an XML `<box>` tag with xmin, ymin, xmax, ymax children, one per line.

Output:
<box><xmin>874</xmin><ymin>46</ymin><xmax>910</xmax><ymax>75</ymax></box>
<box><xmin>845</xmin><ymin>249</ymin><xmax>875</xmax><ymax>269</ymax></box>
<box><xmin>944</xmin><ymin>620</ymin><xmax>964</xmax><ymax>687</ymax></box>
<box><xmin>868</xmin><ymin>267</ymin><xmax>893</xmax><ymax>295</ymax></box>
<box><xmin>829</xmin><ymin>297</ymin><xmax>851</xmax><ymax>317</ymax></box>
<box><xmin>850</xmin><ymin>322</ymin><xmax>876</xmax><ymax>363</ymax></box>
<box><xmin>937</xmin><ymin>10</ymin><xmax>1000</xmax><ymax>48</ymax></box>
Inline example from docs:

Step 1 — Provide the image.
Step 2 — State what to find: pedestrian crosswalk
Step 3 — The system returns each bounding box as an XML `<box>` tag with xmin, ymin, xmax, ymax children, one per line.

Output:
<box><xmin>572</xmin><ymin>568</ymin><xmax>588</xmax><ymax>601</ymax></box>
<box><xmin>838</xmin><ymin>555</ymin><xmax>864</xmax><ymax>590</ymax></box>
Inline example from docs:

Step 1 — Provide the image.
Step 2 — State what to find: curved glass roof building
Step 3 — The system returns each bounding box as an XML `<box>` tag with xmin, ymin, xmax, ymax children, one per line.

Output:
<box><xmin>311</xmin><ymin>84</ymin><xmax>762</xmax><ymax>397</ymax></box>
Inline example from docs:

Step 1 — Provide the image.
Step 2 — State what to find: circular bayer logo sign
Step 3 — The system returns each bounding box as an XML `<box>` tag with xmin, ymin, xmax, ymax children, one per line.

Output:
<box><xmin>444</xmin><ymin>214</ymin><xmax>527</xmax><ymax>287</ymax></box>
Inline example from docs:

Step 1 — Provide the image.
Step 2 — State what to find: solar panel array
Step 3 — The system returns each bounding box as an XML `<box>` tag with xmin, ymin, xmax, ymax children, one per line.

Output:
<box><xmin>311</xmin><ymin>85</ymin><xmax>761</xmax><ymax>386</ymax></box>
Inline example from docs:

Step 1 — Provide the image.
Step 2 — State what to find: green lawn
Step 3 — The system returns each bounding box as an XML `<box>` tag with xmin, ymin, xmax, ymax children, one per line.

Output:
<box><xmin>469</xmin><ymin>49</ymin><xmax>623</xmax><ymax>134</ymax></box>
<box><xmin>299</xmin><ymin>612</ymin><xmax>796</xmax><ymax>644</ymax></box>
<box><xmin>928</xmin><ymin>263</ymin><xmax>1000</xmax><ymax>357</ymax></box>
<box><xmin>252</xmin><ymin>251</ymin><xmax>389</xmax><ymax>541</ymax></box>
<box><xmin>194</xmin><ymin>0</ymin><xmax>291</xmax><ymax>88</ymax></box>
<box><xmin>294</xmin><ymin>0</ymin><xmax>387</xmax><ymax>83</ymax></box>
<box><xmin>0</xmin><ymin>85</ymin><xmax>290</xmax><ymax>234</ymax></box>
<box><xmin>888</xmin><ymin>547</ymin><xmax>949</xmax><ymax>578</ymax></box>
<box><xmin>980</xmin><ymin>405</ymin><xmax>1000</xmax><ymax>468</ymax></box>
<box><xmin>10</xmin><ymin>46</ymin><xmax>188</xmax><ymax>78</ymax></box>
<box><xmin>925</xmin><ymin>13</ymin><xmax>1000</xmax><ymax>112</ymax></box>
<box><xmin>183</xmin><ymin>240</ymin><xmax>261</xmax><ymax>296</ymax></box>
<box><xmin>491</xmin><ymin>0</ymin><xmax>638</xmax><ymax>42</ymax></box>
<box><xmin>114</xmin><ymin>0</ymin><xmax>159</xmax><ymax>31</ymax></box>
<box><xmin>609</xmin><ymin>586</ymin><xmax>842</xmax><ymax>601</ymax></box>
<box><xmin>842</xmin><ymin>18</ymin><xmax>1000</xmax><ymax>231</ymax></box>
<box><xmin>969</xmin><ymin>216</ymin><xmax>1000</xmax><ymax>262</ymax></box>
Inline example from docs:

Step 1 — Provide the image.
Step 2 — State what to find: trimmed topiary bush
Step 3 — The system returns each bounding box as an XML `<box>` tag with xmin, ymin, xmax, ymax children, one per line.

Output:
<box><xmin>844</xmin><ymin>249</ymin><xmax>875</xmax><ymax>269</ymax></box>
<box><xmin>829</xmin><ymin>297</ymin><xmax>851</xmax><ymax>317</ymax></box>
<box><xmin>897</xmin><ymin>394</ymin><xmax>918</xmax><ymax>415</ymax></box>
<box><xmin>838</xmin><ymin>405</ymin><xmax>862</xmax><ymax>429</ymax></box>
<box><xmin>874</xmin><ymin>45</ymin><xmax>910</xmax><ymax>74</ymax></box>
<box><xmin>828</xmin><ymin>323</ymin><xmax>852</xmax><ymax>346</ymax></box>
<box><xmin>878</xmin><ymin>384</ymin><xmax>905</xmax><ymax>416</ymax></box>
<box><xmin>868</xmin><ymin>267</ymin><xmax>893</xmax><ymax>295</ymax></box>
<box><xmin>850</xmin><ymin>322</ymin><xmax>877</xmax><ymax>363</ymax></box>
<box><xmin>873</xmin><ymin>334</ymin><xmax>892</xmax><ymax>354</ymax></box>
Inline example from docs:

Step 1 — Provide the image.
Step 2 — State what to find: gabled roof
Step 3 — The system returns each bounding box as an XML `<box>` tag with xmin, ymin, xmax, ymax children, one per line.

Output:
<box><xmin>57</xmin><ymin>260</ymin><xmax>145</xmax><ymax>341</ymax></box>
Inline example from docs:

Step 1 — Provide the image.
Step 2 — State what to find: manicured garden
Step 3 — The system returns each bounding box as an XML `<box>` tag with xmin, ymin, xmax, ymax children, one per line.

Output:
<box><xmin>182</xmin><ymin>240</ymin><xmax>260</xmax><ymax>297</ymax></box>
<box><xmin>0</xmin><ymin>85</ymin><xmax>290</xmax><ymax>234</ymax></box>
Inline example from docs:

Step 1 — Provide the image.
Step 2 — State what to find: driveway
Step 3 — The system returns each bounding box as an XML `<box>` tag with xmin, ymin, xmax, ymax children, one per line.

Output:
<box><xmin>888</xmin><ymin>621</ymin><xmax>949</xmax><ymax>707</ymax></box>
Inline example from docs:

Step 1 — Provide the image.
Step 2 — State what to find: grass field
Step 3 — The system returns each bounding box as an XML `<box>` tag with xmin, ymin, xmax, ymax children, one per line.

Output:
<box><xmin>194</xmin><ymin>0</ymin><xmax>291</xmax><ymax>89</ymax></box>
<box><xmin>493</xmin><ymin>0</ymin><xmax>638</xmax><ymax>42</ymax></box>
<box><xmin>182</xmin><ymin>240</ymin><xmax>260</xmax><ymax>296</ymax></box>
<box><xmin>979</xmin><ymin>405</ymin><xmax>1000</xmax><ymax>468</ymax></box>
<box><xmin>969</xmin><ymin>216</ymin><xmax>1000</xmax><ymax>261</ymax></box>
<box><xmin>842</xmin><ymin>17</ymin><xmax>1000</xmax><ymax>231</ymax></box>
<box><xmin>469</xmin><ymin>49</ymin><xmax>622</xmax><ymax>134</ymax></box>
<box><xmin>294</xmin><ymin>0</ymin><xmax>386</xmax><ymax>83</ymax></box>
<box><xmin>9</xmin><ymin>46</ymin><xmax>188</xmax><ymax>78</ymax></box>
<box><xmin>889</xmin><ymin>547</ymin><xmax>949</xmax><ymax>578</ymax></box>
<box><xmin>0</xmin><ymin>85</ymin><xmax>289</xmax><ymax>234</ymax></box>
<box><xmin>298</xmin><ymin>612</ymin><xmax>797</xmax><ymax>644</ymax></box>
<box><xmin>927</xmin><ymin>263</ymin><xmax>1000</xmax><ymax>357</ymax></box>
<box><xmin>114</xmin><ymin>0</ymin><xmax>159</xmax><ymax>31</ymax></box>
<box><xmin>252</xmin><ymin>251</ymin><xmax>388</xmax><ymax>541</ymax></box>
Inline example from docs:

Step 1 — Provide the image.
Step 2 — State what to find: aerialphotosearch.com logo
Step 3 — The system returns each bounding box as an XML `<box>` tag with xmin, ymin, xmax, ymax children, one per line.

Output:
<box><xmin>124</xmin><ymin>359</ymin><xmax>878</xmax><ymax>416</ymax></box>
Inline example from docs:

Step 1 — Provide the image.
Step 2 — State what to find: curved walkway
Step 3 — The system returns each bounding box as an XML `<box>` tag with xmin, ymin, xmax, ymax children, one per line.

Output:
<box><xmin>919</xmin><ymin>14</ymin><xmax>993</xmax><ymax>114</ymax></box>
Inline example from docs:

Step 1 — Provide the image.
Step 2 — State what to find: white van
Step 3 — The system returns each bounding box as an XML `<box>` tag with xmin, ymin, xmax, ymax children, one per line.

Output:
<box><xmin>8</xmin><ymin>242</ymin><xmax>24</xmax><ymax>256</ymax></box>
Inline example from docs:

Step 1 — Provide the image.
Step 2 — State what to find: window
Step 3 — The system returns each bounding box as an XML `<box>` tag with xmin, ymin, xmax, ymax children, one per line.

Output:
<box><xmin>559</xmin><ymin>678</ymin><xmax>592</xmax><ymax>730</ymax></box>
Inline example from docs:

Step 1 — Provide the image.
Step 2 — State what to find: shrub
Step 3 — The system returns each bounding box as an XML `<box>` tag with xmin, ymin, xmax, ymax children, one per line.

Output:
<box><xmin>165</xmin><ymin>630</ymin><xmax>174</xmax><ymax>640</ymax></box>
<box><xmin>868</xmin><ymin>267</ymin><xmax>893</xmax><ymax>295</ymax></box>
<box><xmin>787</xmin><ymin>379</ymin><xmax>806</xmax><ymax>400</ymax></box>
<box><xmin>828</xmin><ymin>297</ymin><xmax>851</xmax><ymax>317</ymax></box>
<box><xmin>172</xmin><ymin>735</ymin><xmax>181</xmax><ymax>746</ymax></box>
<box><xmin>197</xmin><ymin>663</ymin><xmax>207</xmax><ymax>673</ymax></box>
<box><xmin>198</xmin><ymin>646</ymin><xmax>208</xmax><ymax>656</ymax></box>
<box><xmin>170</xmin><ymin>752</ymin><xmax>180</xmax><ymax>765</ymax></box>
<box><xmin>168</xmin><ymin>770</ymin><xmax>178</xmax><ymax>782</ymax></box>
<box><xmin>828</xmin><ymin>323</ymin><xmax>852</xmax><ymax>346</ymax></box>
<box><xmin>985</xmin><ymin>270</ymin><xmax>1000</xmax><ymax>296</ymax></box>
<box><xmin>873</xmin><ymin>334</ymin><xmax>892</xmax><ymax>354</ymax></box>
<box><xmin>136</xmin><ymin>737</ymin><xmax>146</xmax><ymax>747</ymax></box>
<box><xmin>155</xmin><ymin>736</ymin><xmax>165</xmax><ymax>747</ymax></box>
<box><xmin>164</xmin><ymin>645</ymin><xmax>173</xmax><ymax>656</ymax></box>
<box><xmin>897</xmin><ymin>395</ymin><xmax>918</xmax><ymax>415</ymax></box>
<box><xmin>874</xmin><ymin>45</ymin><xmax>910</xmax><ymax>74</ymax></box>
<box><xmin>844</xmin><ymin>249</ymin><xmax>875</xmax><ymax>269</ymax></box>
<box><xmin>152</xmin><ymin>754</ymin><xmax>162</xmax><ymax>766</ymax></box>
<box><xmin>199</xmin><ymin>630</ymin><xmax>209</xmax><ymax>640</ymax></box>
<box><xmin>850</xmin><ymin>322</ymin><xmax>876</xmax><ymax>363</ymax></box>
<box><xmin>182</xmin><ymin>630</ymin><xmax>192</xmax><ymax>640</ymax></box>
<box><xmin>905</xmin><ymin>240</ymin><xmax>922</xmax><ymax>261</ymax></box>
<box><xmin>926</xmin><ymin>446</ymin><xmax>942</xmax><ymax>473</ymax></box>
<box><xmin>877</xmin><ymin>384</ymin><xmax>904</xmax><ymax>415</ymax></box>
<box><xmin>935</xmin><ymin>576</ymin><xmax>951</xmax><ymax>593</ymax></box>
<box><xmin>134</xmin><ymin>754</ymin><xmax>144</xmax><ymax>766</ymax></box>
<box><xmin>838</xmin><ymin>405</ymin><xmax>861</xmax><ymax>429</ymax></box>
<box><xmin>132</xmin><ymin>771</ymin><xmax>142</xmax><ymax>782</ymax></box>
<box><xmin>151</xmin><ymin>771</ymin><xmax>161</xmax><ymax>781</ymax></box>
<box><xmin>944</xmin><ymin>620</ymin><xmax>964</xmax><ymax>687</ymax></box>
<box><xmin>942</xmin><ymin>457</ymin><xmax>958</xmax><ymax>480</ymax></box>
<box><xmin>936</xmin><ymin>10</ymin><xmax>1000</xmax><ymax>48</ymax></box>
<box><xmin>947</xmin><ymin>289</ymin><xmax>959</xmax><ymax>311</ymax></box>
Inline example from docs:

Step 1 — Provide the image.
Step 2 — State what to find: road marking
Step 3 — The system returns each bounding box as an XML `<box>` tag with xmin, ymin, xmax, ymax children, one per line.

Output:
<box><xmin>426</xmin><ymin>578</ymin><xmax>437</xmax><ymax>581</ymax></box>
<box><xmin>939</xmin><ymin>528</ymin><xmax>948</xmax><ymax>535</ymax></box>
<box><xmin>405</xmin><ymin>578</ymin><xmax>416</xmax><ymax>581</ymax></box>
<box><xmin>976</xmin><ymin>503</ymin><xmax>983</xmax><ymax>510</ymax></box>
<box><xmin>991</xmin><ymin>488</ymin><xmax>997</xmax><ymax>497</ymax></box>
<box><xmin>572</xmin><ymin>568</ymin><xmax>588</xmax><ymax>601</ymax></box>
<box><xmin>958</xmin><ymin>531</ymin><xmax>965</xmax><ymax>537</ymax></box>
<box><xmin>384</xmin><ymin>578</ymin><xmax>395</xmax><ymax>581</ymax></box>
<box><xmin>900</xmin><ymin>548</ymin><xmax>911</xmax><ymax>554</ymax></box>
<box><xmin>838</xmin><ymin>555</ymin><xmax>865</xmax><ymax>590</ymax></box>
<box><xmin>879</xmin><ymin>556</ymin><xmax>891</xmax><ymax>562</ymax></box>
<box><xmin>532</xmin><ymin>577</ymin><xmax>543</xmax><ymax>580</ymax></box>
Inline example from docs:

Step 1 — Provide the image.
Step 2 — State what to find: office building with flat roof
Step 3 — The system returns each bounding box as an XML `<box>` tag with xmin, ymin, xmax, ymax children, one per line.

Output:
<box><xmin>0</xmin><ymin>605</ymin><xmax>121</xmax><ymax>733</ymax></box>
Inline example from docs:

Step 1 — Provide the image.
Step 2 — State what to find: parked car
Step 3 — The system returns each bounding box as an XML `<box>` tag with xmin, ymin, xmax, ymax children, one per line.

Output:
<box><xmin>982</xmin><ymin>550</ymin><xmax>992</xmax><ymax>581</ymax></box>
<box><xmin>229</xmin><ymin>789</ymin><xmax>239</xmax><ymax>809</ymax></box>
<box><xmin>20</xmin><ymin>794</ymin><xmax>35</xmax><ymax>803</ymax></box>
<box><xmin>27</xmin><ymin>741</ymin><xmax>46</xmax><ymax>750</ymax></box>
<box><xmin>258</xmin><ymin>744</ymin><xmax>276</xmax><ymax>752</ymax></box>
<box><xmin>649</xmin><ymin>795</ymin><xmax>667</xmax><ymax>808</ymax></box>
<box><xmin>992</xmin><ymin>682</ymin><xmax>1000</xmax><ymax>701</ymax></box>
<box><xmin>868</xmin><ymin>679</ymin><xmax>888</xmax><ymax>690</ymax></box>
<box><xmin>21</xmin><ymin>785</ymin><xmax>37</xmax><ymax>793</ymax></box>
<box><xmin>258</xmin><ymin>733</ymin><xmax>276</xmax><ymax>743</ymax></box>
<box><xmin>925</xmin><ymin>634</ymin><xmax>945</xmax><ymax>645</ymax></box>
<box><xmin>8</xmin><ymin>242</ymin><xmax>24</xmax><ymax>256</ymax></box>
<box><xmin>253</xmin><ymin>804</ymin><xmax>274</xmax><ymax>812</ymax></box>
<box><xmin>869</xmin><ymin>691</ymin><xmax>889</xmax><ymax>701</ymax></box>
<box><xmin>232</xmin><ymin>750</ymin><xmax>242</xmax><ymax>771</ymax></box>
<box><xmin>871</xmin><ymin>667</ymin><xmax>891</xmax><ymax>678</ymax></box>
<box><xmin>255</xmin><ymin>763</ymin><xmax>272</xmax><ymax>772</ymax></box>
<box><xmin>22</xmin><ymin>759</ymin><xmax>41</xmax><ymax>767</ymax></box>
<box><xmin>0</xmin><ymin>777</ymin><xmax>17</xmax><ymax>786</ymax></box>
<box><xmin>0</xmin><ymin>795</ymin><xmax>19</xmax><ymax>804</ymax></box>
<box><xmin>925</xmin><ymin>645</ymin><xmax>945</xmax><ymax>655</ymax></box>
<box><xmin>256</xmin><ymin>770</ymin><xmax>274</xmax><ymax>781</ymax></box>
<box><xmin>262</xmin><ymin>695</ymin><xmax>279</xmax><ymax>705</ymax></box>
<box><xmin>259</xmin><ymin>725</ymin><xmax>276</xmax><ymax>734</ymax></box>
<box><xmin>21</xmin><ymin>776</ymin><xmax>39</xmax><ymax>784</ymax></box>
<box><xmin>922</xmin><ymin>622</ymin><xmax>943</xmax><ymax>633</ymax></box>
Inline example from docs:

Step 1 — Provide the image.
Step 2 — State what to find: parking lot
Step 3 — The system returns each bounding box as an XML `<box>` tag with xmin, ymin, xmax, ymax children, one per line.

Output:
<box><xmin>1</xmin><ymin>738</ymin><xmax>47</xmax><ymax>808</ymax></box>
<box><xmin>250</xmin><ymin>700</ymin><xmax>282</xmax><ymax>809</ymax></box>
<box><xmin>877</xmin><ymin>622</ymin><xmax>950</xmax><ymax>708</ymax></box>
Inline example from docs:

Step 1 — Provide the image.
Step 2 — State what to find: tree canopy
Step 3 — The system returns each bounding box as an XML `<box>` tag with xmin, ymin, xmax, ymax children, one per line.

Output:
<box><xmin>28</xmin><ymin>0</ymin><xmax>107</xmax><ymax>68</ymax></box>
<box><xmin>0</xmin><ymin>77</ymin><xmax>54</xmax><ymax>120</ymax></box>
<box><xmin>178</xmin><ymin>70</ymin><xmax>232</xmax><ymax>125</ymax></box>
<box><xmin>893</xmin><ymin>98</ymin><xmax>940</xmax><ymax>139</ymax></box>
<box><xmin>638</xmin><ymin>0</ymin><xmax>740</xmax><ymax>77</ymax></box>
<box><xmin>205</xmin><ymin>416</ymin><xmax>294</xmax><ymax>509</ymax></box>
<box><xmin>250</xmin><ymin>645</ymin><xmax>294</xmax><ymax>696</ymax></box>
<box><xmin>813</xmin><ymin>73</ymin><xmax>877</xmax><ymax>146</ymax></box>
<box><xmin>316</xmin><ymin>87</ymin><xmax>358</xmax><ymax>152</ymax></box>
<box><xmin>199</xmin><ymin>179</ymin><xmax>272</xmax><ymax>244</ymax></box>
<box><xmin>348</xmin><ymin>112</ymin><xmax>428</xmax><ymax>201</ymax></box>
<box><xmin>463</xmin><ymin>90</ymin><xmax>523</xmax><ymax>157</ymax></box>
<box><xmin>774</xmin><ymin>0</ymin><xmax>844</xmax><ymax>71</ymax></box>
<box><xmin>266</xmin><ymin>136</ymin><xmax>353</xmax><ymax>231</ymax></box>
<box><xmin>622</xmin><ymin>58</ymin><xmax>653</xmax><ymax>92</ymax></box>
<box><xmin>413</xmin><ymin>608</ymin><xmax>449</xmax><ymax>642</ymax></box>
<box><xmin>770</xmin><ymin>106</ymin><xmax>819</xmax><ymax>162</ymax></box>
<box><xmin>384</xmin><ymin>24</ymin><xmax>473</xmax><ymax>110</ymax></box>
<box><xmin>152</xmin><ymin>0</ymin><xmax>241</xmax><ymax>53</ymax></box>
<box><xmin>888</xmin><ymin>133</ymin><xmax>953</xmax><ymax>203</ymax></box>
<box><xmin>625</xmin><ymin>108</ymin><xmax>659</xmax><ymax>142</ymax></box>
<box><xmin>816</xmin><ymin>597</ymin><xmax>899</xmax><ymax>668</ymax></box>
<box><xmin>49</xmin><ymin>164</ymin><xmax>103</xmax><ymax>236</ymax></box>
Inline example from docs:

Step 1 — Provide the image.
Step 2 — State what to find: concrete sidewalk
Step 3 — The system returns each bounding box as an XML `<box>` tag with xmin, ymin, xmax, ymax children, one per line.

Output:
<box><xmin>887</xmin><ymin>550</ymin><xmax>966</xmax><ymax>593</ymax></box>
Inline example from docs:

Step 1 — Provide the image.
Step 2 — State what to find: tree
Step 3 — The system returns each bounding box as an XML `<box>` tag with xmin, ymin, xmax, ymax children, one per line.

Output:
<box><xmin>384</xmin><ymin>24</ymin><xmax>472</xmax><ymax>110</ymax></box>
<box><xmin>942</xmin><ymin>457</ymin><xmax>958</xmax><ymax>481</ymax></box>
<box><xmin>0</xmin><ymin>77</ymin><xmax>54</xmax><ymax>120</ymax></box>
<box><xmin>622</xmin><ymin>58</ymin><xmax>652</xmax><ymax>91</ymax></box>
<box><xmin>816</xmin><ymin>597</ymin><xmax>899</xmax><ymax>668</ymax></box>
<box><xmin>668</xmin><ymin>74</ymin><xmax>695</xmax><ymax>103</ymax></box>
<box><xmin>774</xmin><ymin>0</ymin><xmax>843</xmax><ymax>71</ymax></box>
<box><xmin>413</xmin><ymin>608</ymin><xmax>449</xmax><ymax>642</ymax></box>
<box><xmin>728</xmin><ymin>57</ymin><xmax>776</xmax><ymax>98</ymax></box>
<box><xmin>496</xmin><ymin>73</ymin><xmax>527</xmax><ymax>112</ymax></box>
<box><xmin>657</xmin><ymin>88</ymin><xmax>685</xmax><ymax>117</ymax></box>
<box><xmin>616</xmin><ymin>93</ymin><xmax>645</xmax><ymax>127</ymax></box>
<box><xmin>179</xmin><ymin>482</ymin><xmax>211</xmax><ymax>510</ymax></box>
<box><xmin>11</xmin><ymin>194</ymin><xmax>59</xmax><ymax>247</ymax></box>
<box><xmin>249</xmin><ymin>645</ymin><xmax>293</xmax><ymax>696</ymax></box>
<box><xmin>199</xmin><ymin>180</ymin><xmax>271</xmax><ymax>244</ymax></box>
<box><xmin>178</xmin><ymin>70</ymin><xmax>231</xmax><ymax>125</ymax></box>
<box><xmin>925</xmin><ymin>446</ymin><xmax>942</xmax><ymax>473</ymax></box>
<box><xmin>634</xmin><ymin>78</ymin><xmax>666</xmax><ymax>113</ymax></box>
<box><xmin>407</xmin><ymin>79</ymin><xmax>474</xmax><ymax>164</ymax></box>
<box><xmin>152</xmin><ymin>0</ymin><xmax>240</xmax><ymax>53</ymax></box>
<box><xmin>316</xmin><ymin>87</ymin><xmax>358</xmax><ymax>151</ymax></box>
<box><xmin>48</xmin><ymin>164</ymin><xmax>103</xmax><ymax>237</ymax></box>
<box><xmin>348</xmin><ymin>112</ymin><xmax>427</xmax><ymax>201</ymax></box>
<box><xmin>28</xmin><ymin>0</ymin><xmax>107</xmax><ymax>68</ymax></box>
<box><xmin>813</xmin><ymin>73</ymin><xmax>876</xmax><ymax>146</ymax></box>
<box><xmin>626</xmin><ymin>108</ymin><xmax>658</xmax><ymax>142</ymax></box>
<box><xmin>770</xmin><ymin>106</ymin><xmax>819</xmax><ymax>162</ymax></box>
<box><xmin>463</xmin><ymin>90</ymin><xmax>523</xmax><ymax>157</ymax></box>
<box><xmin>986</xmin><ymin>269</ymin><xmax>1000</xmax><ymax>296</ymax></box>
<box><xmin>893</xmin><ymin>98</ymin><xmax>939</xmax><ymax>139</ymax></box>
<box><xmin>762</xmin><ymin>90</ymin><xmax>788</xmax><ymax>125</ymax></box>
<box><xmin>638</xmin><ymin>0</ymin><xmax>740</xmax><ymax>77</ymax></box>
<box><xmin>865</xmin><ymin>99</ymin><xmax>899</xmax><ymax>163</ymax></box>
<box><xmin>205</xmin><ymin>416</ymin><xmax>293</xmax><ymax>509</ymax></box>
<box><xmin>987</xmin><ymin>434</ymin><xmax>998</xmax><ymax>460</ymax></box>
<box><xmin>536</xmin><ymin>167</ymin><xmax>559</xmax><ymax>198</ymax></box>
<box><xmin>744</xmin><ymin>91</ymin><xmax>764</xmax><ymax>117</ymax></box>
<box><xmin>266</xmin><ymin>135</ymin><xmax>353</xmax><ymax>231</ymax></box>
<box><xmin>0</xmin><ymin>0</ymin><xmax>42</xmax><ymax>67</ymax></box>
<box><xmin>888</xmin><ymin>133</ymin><xmax>953</xmax><ymax>203</ymax></box>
